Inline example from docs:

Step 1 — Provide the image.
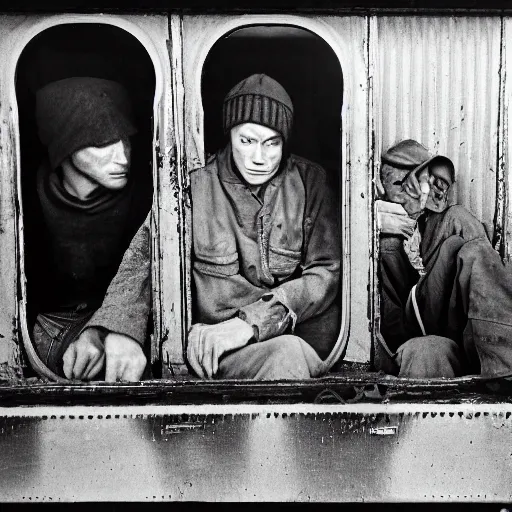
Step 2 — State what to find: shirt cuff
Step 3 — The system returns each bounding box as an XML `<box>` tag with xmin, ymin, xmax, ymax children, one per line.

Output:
<box><xmin>238</xmin><ymin>292</ymin><xmax>293</xmax><ymax>342</ymax></box>
<box><xmin>80</xmin><ymin>307</ymin><xmax>147</xmax><ymax>347</ymax></box>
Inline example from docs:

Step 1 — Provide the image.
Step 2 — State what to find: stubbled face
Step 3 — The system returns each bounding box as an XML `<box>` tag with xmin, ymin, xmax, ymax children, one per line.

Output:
<box><xmin>230</xmin><ymin>123</ymin><xmax>283</xmax><ymax>186</ymax></box>
<box><xmin>71</xmin><ymin>139</ymin><xmax>131</xmax><ymax>190</ymax></box>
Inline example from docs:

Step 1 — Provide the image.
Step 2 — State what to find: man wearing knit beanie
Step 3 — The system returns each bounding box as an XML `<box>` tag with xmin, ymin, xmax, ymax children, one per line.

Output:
<box><xmin>376</xmin><ymin>139</ymin><xmax>512</xmax><ymax>379</ymax></box>
<box><xmin>185</xmin><ymin>74</ymin><xmax>340</xmax><ymax>380</ymax></box>
<box><xmin>26</xmin><ymin>77</ymin><xmax>152</xmax><ymax>381</ymax></box>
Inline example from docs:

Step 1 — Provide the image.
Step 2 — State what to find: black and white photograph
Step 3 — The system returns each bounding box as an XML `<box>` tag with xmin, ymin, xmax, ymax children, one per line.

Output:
<box><xmin>0</xmin><ymin>0</ymin><xmax>511</xmax><ymax>505</ymax></box>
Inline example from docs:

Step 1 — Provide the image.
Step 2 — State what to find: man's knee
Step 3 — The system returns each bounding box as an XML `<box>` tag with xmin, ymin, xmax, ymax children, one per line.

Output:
<box><xmin>442</xmin><ymin>205</ymin><xmax>487</xmax><ymax>240</ymax></box>
<box><xmin>248</xmin><ymin>334</ymin><xmax>327</xmax><ymax>380</ymax></box>
<box><xmin>261</xmin><ymin>335</ymin><xmax>311</xmax><ymax>379</ymax></box>
<box><xmin>398</xmin><ymin>335</ymin><xmax>462</xmax><ymax>378</ymax></box>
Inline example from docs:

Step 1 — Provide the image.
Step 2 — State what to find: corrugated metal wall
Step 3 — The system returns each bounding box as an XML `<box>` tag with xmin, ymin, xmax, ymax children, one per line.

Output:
<box><xmin>374</xmin><ymin>16</ymin><xmax>502</xmax><ymax>229</ymax></box>
<box><xmin>502</xmin><ymin>17</ymin><xmax>512</xmax><ymax>260</ymax></box>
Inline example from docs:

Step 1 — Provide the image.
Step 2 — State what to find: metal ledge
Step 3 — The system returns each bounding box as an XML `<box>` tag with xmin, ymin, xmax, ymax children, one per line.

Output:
<box><xmin>0</xmin><ymin>372</ymin><xmax>511</xmax><ymax>405</ymax></box>
<box><xmin>0</xmin><ymin>402</ymin><xmax>511</xmax><ymax>502</ymax></box>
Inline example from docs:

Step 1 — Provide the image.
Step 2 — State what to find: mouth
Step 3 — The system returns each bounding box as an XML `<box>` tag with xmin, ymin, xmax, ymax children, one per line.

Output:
<box><xmin>245</xmin><ymin>168</ymin><xmax>272</xmax><ymax>175</ymax></box>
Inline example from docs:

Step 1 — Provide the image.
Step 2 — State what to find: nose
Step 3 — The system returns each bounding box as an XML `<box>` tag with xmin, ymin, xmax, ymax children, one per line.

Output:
<box><xmin>114</xmin><ymin>140</ymin><xmax>129</xmax><ymax>165</ymax></box>
<box><xmin>251</xmin><ymin>143</ymin><xmax>265</xmax><ymax>165</ymax></box>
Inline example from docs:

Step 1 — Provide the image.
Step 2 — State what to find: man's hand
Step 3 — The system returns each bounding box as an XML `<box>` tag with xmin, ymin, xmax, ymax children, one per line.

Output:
<box><xmin>376</xmin><ymin>200</ymin><xmax>417</xmax><ymax>239</ymax></box>
<box><xmin>187</xmin><ymin>318</ymin><xmax>254</xmax><ymax>379</ymax></box>
<box><xmin>401</xmin><ymin>168</ymin><xmax>422</xmax><ymax>199</ymax></box>
<box><xmin>63</xmin><ymin>327</ymin><xmax>106</xmax><ymax>380</ymax></box>
<box><xmin>63</xmin><ymin>329</ymin><xmax>146</xmax><ymax>382</ymax></box>
<box><xmin>103</xmin><ymin>333</ymin><xmax>147</xmax><ymax>382</ymax></box>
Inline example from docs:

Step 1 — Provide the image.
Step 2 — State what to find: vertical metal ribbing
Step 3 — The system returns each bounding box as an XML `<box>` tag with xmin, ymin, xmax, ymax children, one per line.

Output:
<box><xmin>376</xmin><ymin>17</ymin><xmax>502</xmax><ymax>230</ymax></box>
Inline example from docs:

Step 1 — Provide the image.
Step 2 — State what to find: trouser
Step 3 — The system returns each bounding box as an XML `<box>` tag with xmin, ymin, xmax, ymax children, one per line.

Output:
<box><xmin>217</xmin><ymin>334</ymin><xmax>328</xmax><ymax>380</ymax></box>
<box><xmin>32</xmin><ymin>307</ymin><xmax>95</xmax><ymax>377</ymax></box>
<box><xmin>395</xmin><ymin>336</ymin><xmax>462</xmax><ymax>378</ymax></box>
<box><xmin>383</xmin><ymin>205</ymin><xmax>512</xmax><ymax>378</ymax></box>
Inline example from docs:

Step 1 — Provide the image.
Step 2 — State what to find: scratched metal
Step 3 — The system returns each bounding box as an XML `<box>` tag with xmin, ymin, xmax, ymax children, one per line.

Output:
<box><xmin>0</xmin><ymin>403</ymin><xmax>510</xmax><ymax>502</ymax></box>
<box><xmin>374</xmin><ymin>16</ymin><xmax>502</xmax><ymax>229</ymax></box>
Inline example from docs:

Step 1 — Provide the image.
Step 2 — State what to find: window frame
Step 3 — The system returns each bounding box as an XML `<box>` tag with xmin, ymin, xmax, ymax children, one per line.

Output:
<box><xmin>6</xmin><ymin>13</ymin><xmax>176</xmax><ymax>380</ymax></box>
<box><xmin>170</xmin><ymin>13</ymin><xmax>375</xmax><ymax>376</ymax></box>
<box><xmin>5</xmin><ymin>11</ymin><xmax>511</xmax><ymax>389</ymax></box>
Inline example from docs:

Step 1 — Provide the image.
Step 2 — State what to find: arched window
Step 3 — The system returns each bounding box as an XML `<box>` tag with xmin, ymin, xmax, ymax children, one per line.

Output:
<box><xmin>191</xmin><ymin>25</ymin><xmax>346</xmax><ymax>372</ymax></box>
<box><xmin>15</xmin><ymin>23</ymin><xmax>156</xmax><ymax>380</ymax></box>
<box><xmin>202</xmin><ymin>26</ymin><xmax>343</xmax><ymax>185</ymax></box>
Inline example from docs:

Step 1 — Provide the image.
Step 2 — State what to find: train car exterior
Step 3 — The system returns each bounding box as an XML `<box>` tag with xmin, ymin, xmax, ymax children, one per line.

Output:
<box><xmin>0</xmin><ymin>5</ymin><xmax>511</xmax><ymax>502</ymax></box>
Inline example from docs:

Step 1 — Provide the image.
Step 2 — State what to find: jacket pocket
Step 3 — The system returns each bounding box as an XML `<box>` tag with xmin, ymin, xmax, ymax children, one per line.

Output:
<box><xmin>194</xmin><ymin>250</ymin><xmax>240</xmax><ymax>278</ymax></box>
<box><xmin>268</xmin><ymin>245</ymin><xmax>301</xmax><ymax>278</ymax></box>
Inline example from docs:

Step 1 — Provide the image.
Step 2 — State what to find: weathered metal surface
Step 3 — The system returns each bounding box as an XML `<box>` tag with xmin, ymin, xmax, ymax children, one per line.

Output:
<box><xmin>180</xmin><ymin>14</ymin><xmax>371</xmax><ymax>365</ymax></box>
<box><xmin>0</xmin><ymin>402</ymin><xmax>510</xmax><ymax>502</ymax></box>
<box><xmin>373</xmin><ymin>16</ymin><xmax>502</xmax><ymax>230</ymax></box>
<box><xmin>0</xmin><ymin>16</ymin><xmax>27</xmax><ymax>371</ymax></box>
<box><xmin>0</xmin><ymin>372</ymin><xmax>505</xmax><ymax>405</ymax></box>
<box><xmin>159</xmin><ymin>14</ymin><xmax>189</xmax><ymax>377</ymax></box>
<box><xmin>502</xmin><ymin>17</ymin><xmax>512</xmax><ymax>262</ymax></box>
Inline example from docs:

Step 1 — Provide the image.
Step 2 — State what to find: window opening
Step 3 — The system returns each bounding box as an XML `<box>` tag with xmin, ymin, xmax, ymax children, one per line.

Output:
<box><xmin>193</xmin><ymin>25</ymin><xmax>345</xmax><ymax>380</ymax></box>
<box><xmin>202</xmin><ymin>26</ymin><xmax>343</xmax><ymax>187</ymax></box>
<box><xmin>16</xmin><ymin>23</ymin><xmax>156</xmax><ymax>380</ymax></box>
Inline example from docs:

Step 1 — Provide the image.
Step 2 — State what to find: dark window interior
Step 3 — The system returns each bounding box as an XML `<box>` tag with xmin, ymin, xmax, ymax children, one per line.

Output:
<box><xmin>15</xmin><ymin>23</ymin><xmax>155</xmax><ymax>352</ymax></box>
<box><xmin>202</xmin><ymin>25</ymin><xmax>343</xmax><ymax>187</ymax></box>
<box><xmin>201</xmin><ymin>26</ymin><xmax>344</xmax><ymax>362</ymax></box>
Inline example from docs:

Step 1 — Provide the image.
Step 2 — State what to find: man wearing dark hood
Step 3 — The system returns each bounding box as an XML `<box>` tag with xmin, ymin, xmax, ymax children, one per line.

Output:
<box><xmin>28</xmin><ymin>77</ymin><xmax>152</xmax><ymax>381</ymax></box>
<box><xmin>377</xmin><ymin>139</ymin><xmax>512</xmax><ymax>379</ymax></box>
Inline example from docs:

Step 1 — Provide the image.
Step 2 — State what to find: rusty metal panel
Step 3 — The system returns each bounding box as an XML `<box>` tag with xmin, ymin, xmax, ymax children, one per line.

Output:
<box><xmin>0</xmin><ymin>403</ymin><xmax>511</xmax><ymax>502</ymax></box>
<box><xmin>0</xmin><ymin>16</ymin><xmax>26</xmax><ymax>371</ymax></box>
<box><xmin>374</xmin><ymin>16</ymin><xmax>502</xmax><ymax>229</ymax></box>
<box><xmin>501</xmin><ymin>17</ymin><xmax>512</xmax><ymax>261</ymax></box>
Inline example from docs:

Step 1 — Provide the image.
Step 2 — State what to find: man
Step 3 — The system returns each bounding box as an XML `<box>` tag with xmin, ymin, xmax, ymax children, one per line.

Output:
<box><xmin>27</xmin><ymin>77</ymin><xmax>152</xmax><ymax>381</ymax></box>
<box><xmin>186</xmin><ymin>74</ymin><xmax>340</xmax><ymax>380</ymax></box>
<box><xmin>377</xmin><ymin>139</ymin><xmax>512</xmax><ymax>378</ymax></box>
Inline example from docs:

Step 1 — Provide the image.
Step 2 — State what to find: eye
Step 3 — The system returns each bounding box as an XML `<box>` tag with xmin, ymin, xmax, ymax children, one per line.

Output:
<box><xmin>433</xmin><ymin>177</ymin><xmax>450</xmax><ymax>193</ymax></box>
<box><xmin>240</xmin><ymin>136</ymin><xmax>251</xmax><ymax>144</ymax></box>
<box><xmin>266</xmin><ymin>138</ymin><xmax>282</xmax><ymax>147</ymax></box>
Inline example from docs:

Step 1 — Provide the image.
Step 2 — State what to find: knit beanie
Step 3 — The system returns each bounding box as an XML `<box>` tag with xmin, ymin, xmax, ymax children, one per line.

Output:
<box><xmin>36</xmin><ymin>77</ymin><xmax>137</xmax><ymax>169</ymax></box>
<box><xmin>223</xmin><ymin>74</ymin><xmax>294</xmax><ymax>143</ymax></box>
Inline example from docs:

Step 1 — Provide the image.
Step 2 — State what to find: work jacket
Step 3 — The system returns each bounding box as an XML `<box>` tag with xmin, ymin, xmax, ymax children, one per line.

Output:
<box><xmin>191</xmin><ymin>143</ymin><xmax>341</xmax><ymax>358</ymax></box>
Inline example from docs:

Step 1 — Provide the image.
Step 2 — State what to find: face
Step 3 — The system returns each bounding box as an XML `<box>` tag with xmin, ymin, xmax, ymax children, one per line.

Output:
<box><xmin>230</xmin><ymin>123</ymin><xmax>283</xmax><ymax>186</ymax></box>
<box><xmin>71</xmin><ymin>139</ymin><xmax>131</xmax><ymax>190</ymax></box>
<box><xmin>424</xmin><ymin>161</ymin><xmax>453</xmax><ymax>212</ymax></box>
<box><xmin>429</xmin><ymin>161</ymin><xmax>453</xmax><ymax>201</ymax></box>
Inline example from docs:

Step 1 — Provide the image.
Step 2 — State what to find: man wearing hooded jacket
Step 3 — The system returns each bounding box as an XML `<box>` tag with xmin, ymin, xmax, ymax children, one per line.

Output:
<box><xmin>377</xmin><ymin>139</ymin><xmax>512</xmax><ymax>379</ymax></box>
<box><xmin>27</xmin><ymin>77</ymin><xmax>152</xmax><ymax>381</ymax></box>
